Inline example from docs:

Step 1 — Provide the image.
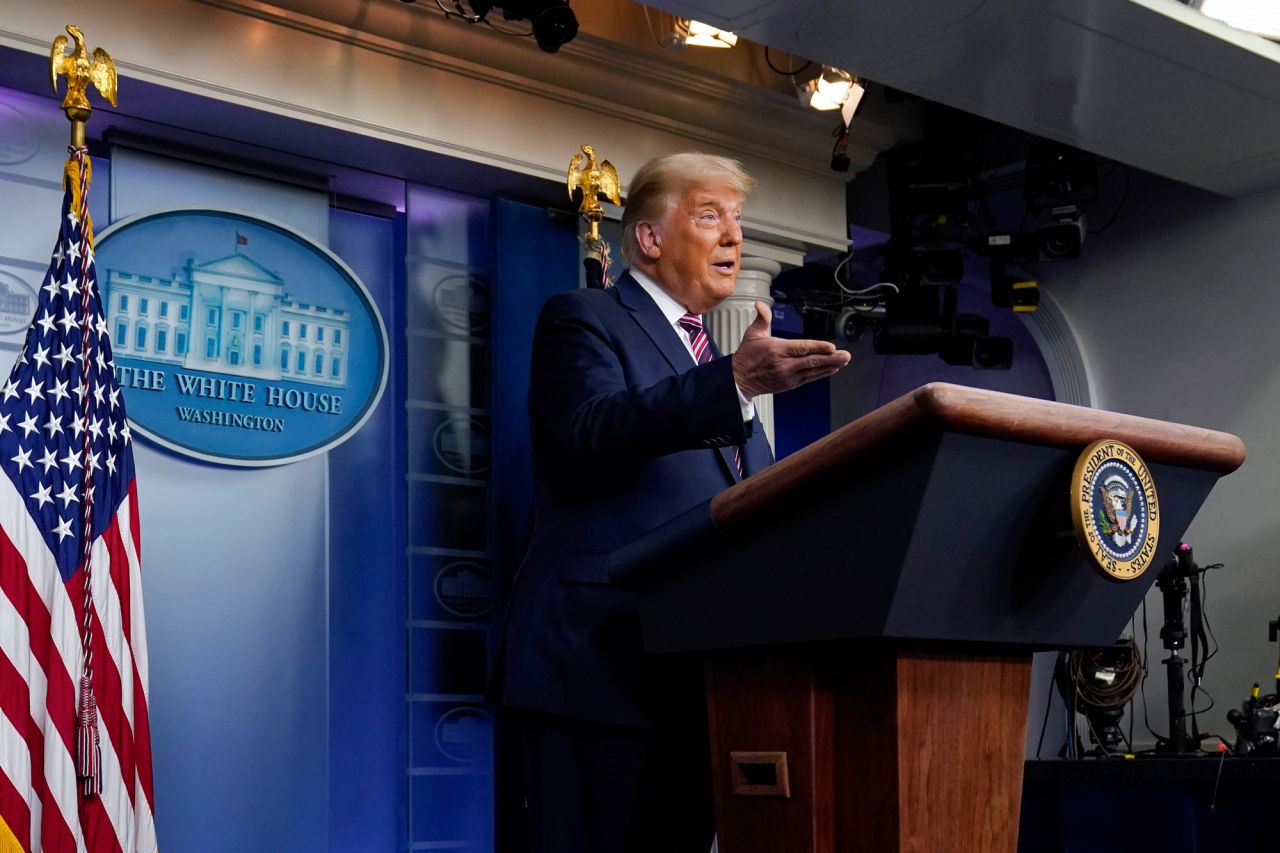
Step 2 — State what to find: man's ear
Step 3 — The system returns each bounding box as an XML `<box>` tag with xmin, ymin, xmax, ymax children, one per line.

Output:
<box><xmin>635</xmin><ymin>222</ymin><xmax>662</xmax><ymax>259</ymax></box>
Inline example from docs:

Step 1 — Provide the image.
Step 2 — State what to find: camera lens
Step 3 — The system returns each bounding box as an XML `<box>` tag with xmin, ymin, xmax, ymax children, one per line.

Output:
<box><xmin>1038</xmin><ymin>222</ymin><xmax>1082</xmax><ymax>260</ymax></box>
<box><xmin>972</xmin><ymin>336</ymin><xmax>1013</xmax><ymax>370</ymax></box>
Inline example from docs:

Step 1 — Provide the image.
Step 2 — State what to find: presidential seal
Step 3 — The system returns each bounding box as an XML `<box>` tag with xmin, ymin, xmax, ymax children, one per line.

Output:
<box><xmin>1071</xmin><ymin>439</ymin><xmax>1160</xmax><ymax>580</ymax></box>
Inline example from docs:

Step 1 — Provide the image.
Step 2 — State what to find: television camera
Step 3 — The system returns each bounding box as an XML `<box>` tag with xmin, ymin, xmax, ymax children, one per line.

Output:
<box><xmin>777</xmin><ymin>137</ymin><xmax>1101</xmax><ymax>370</ymax></box>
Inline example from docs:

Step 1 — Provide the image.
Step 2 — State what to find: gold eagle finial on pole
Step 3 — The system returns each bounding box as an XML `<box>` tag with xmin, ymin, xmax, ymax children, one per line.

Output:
<box><xmin>567</xmin><ymin>144</ymin><xmax>621</xmax><ymax>244</ymax></box>
<box><xmin>50</xmin><ymin>25</ymin><xmax>117</xmax><ymax>148</ymax></box>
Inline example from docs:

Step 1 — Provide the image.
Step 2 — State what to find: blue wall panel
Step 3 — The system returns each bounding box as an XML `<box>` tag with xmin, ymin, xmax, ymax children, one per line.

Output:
<box><xmin>326</xmin><ymin>207</ymin><xmax>404</xmax><ymax>852</ymax></box>
<box><xmin>404</xmin><ymin>185</ymin><xmax>497</xmax><ymax>851</ymax></box>
<box><xmin>109</xmin><ymin>148</ymin><xmax>332</xmax><ymax>853</ymax></box>
<box><xmin>489</xmin><ymin>201</ymin><xmax>579</xmax><ymax>853</ymax></box>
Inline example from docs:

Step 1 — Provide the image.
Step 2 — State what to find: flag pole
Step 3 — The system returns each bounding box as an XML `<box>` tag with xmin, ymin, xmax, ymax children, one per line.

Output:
<box><xmin>566</xmin><ymin>144</ymin><xmax>622</xmax><ymax>289</ymax></box>
<box><xmin>50</xmin><ymin>23</ymin><xmax>118</xmax><ymax>798</ymax></box>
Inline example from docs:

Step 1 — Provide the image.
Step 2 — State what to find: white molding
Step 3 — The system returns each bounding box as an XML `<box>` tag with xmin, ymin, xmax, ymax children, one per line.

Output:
<box><xmin>1019</xmin><ymin>287</ymin><xmax>1093</xmax><ymax>407</ymax></box>
<box><xmin>1</xmin><ymin>0</ymin><xmax>863</xmax><ymax>252</ymax></box>
<box><xmin>190</xmin><ymin>0</ymin><xmax>898</xmax><ymax>177</ymax></box>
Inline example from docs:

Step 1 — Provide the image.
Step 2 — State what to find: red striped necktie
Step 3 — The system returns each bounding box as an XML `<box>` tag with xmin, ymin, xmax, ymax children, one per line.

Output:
<box><xmin>677</xmin><ymin>312</ymin><xmax>744</xmax><ymax>478</ymax></box>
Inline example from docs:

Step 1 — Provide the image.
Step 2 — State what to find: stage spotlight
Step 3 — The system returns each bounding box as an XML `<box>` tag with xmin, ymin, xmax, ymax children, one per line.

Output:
<box><xmin>675</xmin><ymin>19</ymin><xmax>739</xmax><ymax>48</ymax></box>
<box><xmin>470</xmin><ymin>1</ymin><xmax>578</xmax><ymax>52</ymax></box>
<box><xmin>802</xmin><ymin>67</ymin><xmax>864</xmax><ymax>114</ymax></box>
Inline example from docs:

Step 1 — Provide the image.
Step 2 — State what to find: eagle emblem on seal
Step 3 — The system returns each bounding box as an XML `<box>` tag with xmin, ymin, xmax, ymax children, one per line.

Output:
<box><xmin>1096</xmin><ymin>474</ymin><xmax>1137</xmax><ymax>547</ymax></box>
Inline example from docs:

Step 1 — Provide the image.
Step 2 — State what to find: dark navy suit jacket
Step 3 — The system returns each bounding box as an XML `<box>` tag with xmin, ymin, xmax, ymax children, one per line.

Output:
<box><xmin>500</xmin><ymin>271</ymin><xmax>775</xmax><ymax>728</ymax></box>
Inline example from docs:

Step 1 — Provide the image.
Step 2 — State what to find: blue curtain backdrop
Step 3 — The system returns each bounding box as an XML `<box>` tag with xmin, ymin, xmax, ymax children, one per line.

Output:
<box><xmin>489</xmin><ymin>200</ymin><xmax>579</xmax><ymax>853</ymax></box>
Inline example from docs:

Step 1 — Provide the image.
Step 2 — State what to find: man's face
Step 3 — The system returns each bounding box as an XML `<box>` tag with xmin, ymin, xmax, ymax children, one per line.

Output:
<box><xmin>648</xmin><ymin>184</ymin><xmax>744</xmax><ymax>314</ymax></box>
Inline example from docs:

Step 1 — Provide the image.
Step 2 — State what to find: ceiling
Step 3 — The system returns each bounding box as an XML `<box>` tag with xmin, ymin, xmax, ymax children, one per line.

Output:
<box><xmin>646</xmin><ymin>0</ymin><xmax>1280</xmax><ymax>197</ymax></box>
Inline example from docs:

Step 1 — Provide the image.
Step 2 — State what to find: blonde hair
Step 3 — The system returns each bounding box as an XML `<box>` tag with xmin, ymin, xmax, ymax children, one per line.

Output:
<box><xmin>621</xmin><ymin>153</ymin><xmax>755</xmax><ymax>263</ymax></box>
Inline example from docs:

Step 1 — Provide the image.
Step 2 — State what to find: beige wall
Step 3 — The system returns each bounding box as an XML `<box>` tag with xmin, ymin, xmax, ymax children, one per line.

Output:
<box><xmin>0</xmin><ymin>0</ymin><xmax>922</xmax><ymax>259</ymax></box>
<box><xmin>1045</xmin><ymin>169</ymin><xmax>1280</xmax><ymax>747</ymax></box>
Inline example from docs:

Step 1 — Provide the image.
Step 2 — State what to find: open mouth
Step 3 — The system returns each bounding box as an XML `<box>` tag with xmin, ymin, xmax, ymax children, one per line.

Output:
<box><xmin>712</xmin><ymin>260</ymin><xmax>736</xmax><ymax>272</ymax></box>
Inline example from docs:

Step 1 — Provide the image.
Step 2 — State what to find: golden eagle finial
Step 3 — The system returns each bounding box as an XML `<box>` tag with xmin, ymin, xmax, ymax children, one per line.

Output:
<box><xmin>50</xmin><ymin>25</ymin><xmax>117</xmax><ymax>147</ymax></box>
<box><xmin>567</xmin><ymin>143</ymin><xmax>621</xmax><ymax>243</ymax></box>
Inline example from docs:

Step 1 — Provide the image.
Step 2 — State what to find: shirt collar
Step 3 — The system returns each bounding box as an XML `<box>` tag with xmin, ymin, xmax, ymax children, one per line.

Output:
<box><xmin>629</xmin><ymin>268</ymin><xmax>693</xmax><ymax>328</ymax></box>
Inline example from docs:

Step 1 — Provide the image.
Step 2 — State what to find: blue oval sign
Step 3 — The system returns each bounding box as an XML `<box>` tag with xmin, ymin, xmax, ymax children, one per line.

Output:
<box><xmin>0</xmin><ymin>268</ymin><xmax>38</xmax><ymax>335</ymax></box>
<box><xmin>94</xmin><ymin>209</ymin><xmax>388</xmax><ymax>466</ymax></box>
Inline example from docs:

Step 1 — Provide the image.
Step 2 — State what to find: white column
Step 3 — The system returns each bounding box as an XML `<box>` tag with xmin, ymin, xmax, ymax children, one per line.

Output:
<box><xmin>704</xmin><ymin>256</ymin><xmax>781</xmax><ymax>452</ymax></box>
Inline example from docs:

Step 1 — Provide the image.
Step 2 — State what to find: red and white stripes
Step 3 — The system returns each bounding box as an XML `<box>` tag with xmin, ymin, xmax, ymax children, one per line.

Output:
<box><xmin>0</xmin><ymin>471</ymin><xmax>155</xmax><ymax>852</ymax></box>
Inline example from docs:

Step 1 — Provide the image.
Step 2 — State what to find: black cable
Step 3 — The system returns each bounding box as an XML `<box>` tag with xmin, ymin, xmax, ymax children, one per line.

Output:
<box><xmin>1118</xmin><ymin>716</ymin><xmax>1134</xmax><ymax>754</ymax></box>
<box><xmin>431</xmin><ymin>0</ymin><xmax>534</xmax><ymax>37</ymax></box>
<box><xmin>1188</xmin><ymin>563</ymin><xmax>1225</xmax><ymax>739</ymax></box>
<box><xmin>484</xmin><ymin>19</ymin><xmax>535</xmax><ymax>36</ymax></box>
<box><xmin>1129</xmin><ymin>619</ymin><xmax>1137</xmax><ymax>750</ymax></box>
<box><xmin>1081</xmin><ymin>712</ymin><xmax>1111</xmax><ymax>757</ymax></box>
<box><xmin>1200</xmin><ymin>564</ymin><xmax>1224</xmax><ymax>666</ymax></box>
<box><xmin>433</xmin><ymin>0</ymin><xmax>480</xmax><ymax>22</ymax></box>
<box><xmin>1087</xmin><ymin>163</ymin><xmax>1130</xmax><ymax>235</ymax></box>
<box><xmin>1190</xmin><ymin>567</ymin><xmax>1204</xmax><ymax>741</ymax></box>
<box><xmin>1070</xmin><ymin>642</ymin><xmax>1142</xmax><ymax>709</ymax></box>
<box><xmin>1069</xmin><ymin>640</ymin><xmax>1142</xmax><ymax>755</ymax></box>
<box><xmin>763</xmin><ymin>45</ymin><xmax>812</xmax><ymax>76</ymax></box>
<box><xmin>1064</xmin><ymin>654</ymin><xmax>1077</xmax><ymax>759</ymax></box>
<box><xmin>1140</xmin><ymin>599</ymin><xmax>1167</xmax><ymax>745</ymax></box>
<box><xmin>1201</xmin><ymin>732</ymin><xmax>1232</xmax><ymax>751</ymax></box>
<box><xmin>1036</xmin><ymin>664</ymin><xmax>1056</xmax><ymax>759</ymax></box>
<box><xmin>1194</xmin><ymin>570</ymin><xmax>1212</xmax><ymax>679</ymax></box>
<box><xmin>1097</xmin><ymin>159</ymin><xmax>1123</xmax><ymax>179</ymax></box>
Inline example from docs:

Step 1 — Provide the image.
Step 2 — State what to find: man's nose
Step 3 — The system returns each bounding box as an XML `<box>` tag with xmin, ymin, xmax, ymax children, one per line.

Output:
<box><xmin>722</xmin><ymin>218</ymin><xmax>743</xmax><ymax>245</ymax></box>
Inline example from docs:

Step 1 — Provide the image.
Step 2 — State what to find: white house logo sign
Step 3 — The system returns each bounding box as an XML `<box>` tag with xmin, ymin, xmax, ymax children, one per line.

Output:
<box><xmin>94</xmin><ymin>209</ymin><xmax>388</xmax><ymax>465</ymax></box>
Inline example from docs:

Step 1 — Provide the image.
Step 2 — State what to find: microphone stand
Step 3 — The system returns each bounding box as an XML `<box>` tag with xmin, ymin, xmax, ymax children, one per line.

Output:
<box><xmin>1156</xmin><ymin>544</ymin><xmax>1201</xmax><ymax>754</ymax></box>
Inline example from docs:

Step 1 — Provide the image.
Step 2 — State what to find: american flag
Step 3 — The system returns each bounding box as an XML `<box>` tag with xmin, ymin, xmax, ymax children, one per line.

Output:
<box><xmin>0</xmin><ymin>148</ymin><xmax>156</xmax><ymax>851</ymax></box>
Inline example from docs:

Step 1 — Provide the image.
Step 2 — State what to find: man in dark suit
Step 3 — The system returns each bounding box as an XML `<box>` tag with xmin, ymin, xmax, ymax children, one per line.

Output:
<box><xmin>500</xmin><ymin>153</ymin><xmax>851</xmax><ymax>852</ymax></box>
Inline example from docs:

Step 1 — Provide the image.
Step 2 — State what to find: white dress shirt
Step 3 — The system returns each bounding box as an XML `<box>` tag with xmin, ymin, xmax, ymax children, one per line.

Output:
<box><xmin>630</xmin><ymin>269</ymin><xmax>755</xmax><ymax>422</ymax></box>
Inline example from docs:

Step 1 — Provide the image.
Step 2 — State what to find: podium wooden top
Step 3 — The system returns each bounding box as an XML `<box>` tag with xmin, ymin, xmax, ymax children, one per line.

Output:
<box><xmin>712</xmin><ymin>383</ymin><xmax>1246</xmax><ymax>533</ymax></box>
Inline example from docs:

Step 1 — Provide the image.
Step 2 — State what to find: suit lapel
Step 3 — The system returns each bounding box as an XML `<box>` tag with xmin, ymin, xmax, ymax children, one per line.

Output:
<box><xmin>615</xmin><ymin>272</ymin><xmax>739</xmax><ymax>484</ymax></box>
<box><xmin>614</xmin><ymin>273</ymin><xmax>693</xmax><ymax>376</ymax></box>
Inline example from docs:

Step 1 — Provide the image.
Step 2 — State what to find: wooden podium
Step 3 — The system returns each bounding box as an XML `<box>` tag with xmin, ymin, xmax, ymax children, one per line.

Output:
<box><xmin>625</xmin><ymin>383</ymin><xmax>1245</xmax><ymax>853</ymax></box>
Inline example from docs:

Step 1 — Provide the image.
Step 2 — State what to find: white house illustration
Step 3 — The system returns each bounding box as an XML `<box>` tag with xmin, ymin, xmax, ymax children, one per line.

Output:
<box><xmin>105</xmin><ymin>252</ymin><xmax>349</xmax><ymax>388</ymax></box>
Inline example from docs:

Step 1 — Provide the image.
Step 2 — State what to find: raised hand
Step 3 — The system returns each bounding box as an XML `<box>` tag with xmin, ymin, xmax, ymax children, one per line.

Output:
<box><xmin>731</xmin><ymin>301</ymin><xmax>851</xmax><ymax>399</ymax></box>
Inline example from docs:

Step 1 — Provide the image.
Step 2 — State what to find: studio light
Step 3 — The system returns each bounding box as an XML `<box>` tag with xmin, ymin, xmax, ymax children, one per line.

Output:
<box><xmin>469</xmin><ymin>1</ymin><xmax>579</xmax><ymax>52</ymax></box>
<box><xmin>802</xmin><ymin>66</ymin><xmax>864</xmax><ymax>114</ymax></box>
<box><xmin>675</xmin><ymin>19</ymin><xmax>739</xmax><ymax>48</ymax></box>
<box><xmin>1194</xmin><ymin>0</ymin><xmax>1280</xmax><ymax>39</ymax></box>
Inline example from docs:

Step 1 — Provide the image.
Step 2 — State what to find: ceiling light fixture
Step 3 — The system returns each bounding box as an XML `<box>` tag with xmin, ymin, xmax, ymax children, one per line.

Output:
<box><xmin>802</xmin><ymin>66</ymin><xmax>866</xmax><ymax>122</ymax></box>
<box><xmin>675</xmin><ymin>18</ymin><xmax>739</xmax><ymax>48</ymax></box>
<box><xmin>1193</xmin><ymin>0</ymin><xmax>1280</xmax><ymax>39</ymax></box>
